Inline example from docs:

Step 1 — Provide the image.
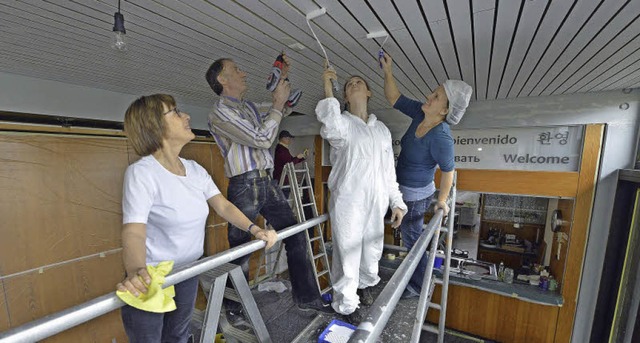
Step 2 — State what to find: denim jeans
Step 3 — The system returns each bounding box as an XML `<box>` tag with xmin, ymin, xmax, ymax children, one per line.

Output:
<box><xmin>400</xmin><ymin>195</ymin><xmax>434</xmax><ymax>295</ymax></box>
<box><xmin>226</xmin><ymin>175</ymin><xmax>319</xmax><ymax>304</ymax></box>
<box><xmin>121</xmin><ymin>276</ymin><xmax>198</xmax><ymax>343</ymax></box>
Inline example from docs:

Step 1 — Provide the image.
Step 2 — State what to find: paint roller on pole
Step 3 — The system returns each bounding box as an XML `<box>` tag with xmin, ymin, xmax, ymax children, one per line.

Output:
<box><xmin>366</xmin><ymin>30</ymin><xmax>389</xmax><ymax>69</ymax></box>
<box><xmin>305</xmin><ymin>7</ymin><xmax>340</xmax><ymax>92</ymax></box>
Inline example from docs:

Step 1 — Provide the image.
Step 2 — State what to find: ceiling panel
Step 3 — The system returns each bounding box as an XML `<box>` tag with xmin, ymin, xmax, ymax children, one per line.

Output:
<box><xmin>518</xmin><ymin>0</ymin><xmax>602</xmax><ymax>97</ymax></box>
<box><xmin>506</xmin><ymin>0</ymin><xmax>575</xmax><ymax>98</ymax></box>
<box><xmin>471</xmin><ymin>0</ymin><xmax>495</xmax><ymax>101</ymax></box>
<box><xmin>496</xmin><ymin>0</ymin><xmax>546</xmax><ymax>99</ymax></box>
<box><xmin>485</xmin><ymin>0</ymin><xmax>521</xmax><ymax>99</ymax></box>
<box><xmin>0</xmin><ymin>0</ymin><xmax>638</xmax><ymax>118</ymax></box>
<box><xmin>560</xmin><ymin>13</ymin><xmax>640</xmax><ymax>94</ymax></box>
<box><xmin>533</xmin><ymin>0</ymin><xmax>629</xmax><ymax>96</ymax></box>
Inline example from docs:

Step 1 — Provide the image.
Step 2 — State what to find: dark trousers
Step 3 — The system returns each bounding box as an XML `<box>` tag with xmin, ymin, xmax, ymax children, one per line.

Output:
<box><xmin>226</xmin><ymin>174</ymin><xmax>320</xmax><ymax>304</ymax></box>
<box><xmin>121</xmin><ymin>276</ymin><xmax>198</xmax><ymax>343</ymax></box>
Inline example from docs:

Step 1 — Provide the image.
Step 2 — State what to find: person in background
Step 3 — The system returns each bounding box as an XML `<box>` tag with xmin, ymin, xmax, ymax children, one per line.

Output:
<box><xmin>116</xmin><ymin>94</ymin><xmax>277</xmax><ymax>342</ymax></box>
<box><xmin>380</xmin><ymin>52</ymin><xmax>472</xmax><ymax>298</ymax></box>
<box><xmin>205</xmin><ymin>56</ymin><xmax>331</xmax><ymax>314</ymax></box>
<box><xmin>315</xmin><ymin>63</ymin><xmax>407</xmax><ymax>323</ymax></box>
<box><xmin>273</xmin><ymin>130</ymin><xmax>308</xmax><ymax>198</ymax></box>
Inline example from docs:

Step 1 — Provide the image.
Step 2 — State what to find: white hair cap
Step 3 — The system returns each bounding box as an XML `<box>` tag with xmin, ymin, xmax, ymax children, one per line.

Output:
<box><xmin>443</xmin><ymin>80</ymin><xmax>473</xmax><ymax>125</ymax></box>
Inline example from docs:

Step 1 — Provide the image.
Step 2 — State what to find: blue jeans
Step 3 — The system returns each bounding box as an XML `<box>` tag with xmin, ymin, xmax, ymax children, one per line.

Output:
<box><xmin>400</xmin><ymin>195</ymin><xmax>434</xmax><ymax>295</ymax></box>
<box><xmin>121</xmin><ymin>276</ymin><xmax>198</xmax><ymax>343</ymax></box>
<box><xmin>226</xmin><ymin>175</ymin><xmax>320</xmax><ymax>304</ymax></box>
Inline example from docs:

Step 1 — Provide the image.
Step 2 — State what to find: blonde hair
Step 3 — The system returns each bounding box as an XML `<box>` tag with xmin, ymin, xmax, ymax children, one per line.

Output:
<box><xmin>124</xmin><ymin>94</ymin><xmax>176</xmax><ymax>156</ymax></box>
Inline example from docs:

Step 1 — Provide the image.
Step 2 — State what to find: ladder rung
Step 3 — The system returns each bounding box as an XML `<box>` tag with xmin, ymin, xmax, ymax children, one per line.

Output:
<box><xmin>294</xmin><ymin>169</ymin><xmax>307</xmax><ymax>172</ymax></box>
<box><xmin>302</xmin><ymin>203</ymin><xmax>313</xmax><ymax>207</ymax></box>
<box><xmin>221</xmin><ymin>324</ymin><xmax>259</xmax><ymax>343</ymax></box>
<box><xmin>280</xmin><ymin>185</ymin><xmax>292</xmax><ymax>189</ymax></box>
<box><xmin>428</xmin><ymin>302</ymin><xmax>442</xmax><ymax>311</ymax></box>
<box><xmin>440</xmin><ymin>227</ymin><xmax>449</xmax><ymax>233</ymax></box>
<box><xmin>313</xmin><ymin>253</ymin><xmax>325</xmax><ymax>259</ymax></box>
<box><xmin>299</xmin><ymin>186</ymin><xmax>312</xmax><ymax>190</ymax></box>
<box><xmin>224</xmin><ymin>287</ymin><xmax>241</xmax><ymax>302</ymax></box>
<box><xmin>192</xmin><ymin>308</ymin><xmax>204</xmax><ymax>323</ymax></box>
<box><xmin>434</xmin><ymin>278</ymin><xmax>443</xmax><ymax>285</ymax></box>
<box><xmin>317</xmin><ymin>270</ymin><xmax>329</xmax><ymax>277</ymax></box>
<box><xmin>321</xmin><ymin>286</ymin><xmax>333</xmax><ymax>294</ymax></box>
<box><xmin>422</xmin><ymin>323</ymin><xmax>439</xmax><ymax>334</ymax></box>
<box><xmin>309</xmin><ymin>236</ymin><xmax>322</xmax><ymax>242</ymax></box>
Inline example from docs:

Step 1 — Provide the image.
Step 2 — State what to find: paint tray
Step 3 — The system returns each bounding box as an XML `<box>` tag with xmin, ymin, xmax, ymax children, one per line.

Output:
<box><xmin>318</xmin><ymin>319</ymin><xmax>357</xmax><ymax>343</ymax></box>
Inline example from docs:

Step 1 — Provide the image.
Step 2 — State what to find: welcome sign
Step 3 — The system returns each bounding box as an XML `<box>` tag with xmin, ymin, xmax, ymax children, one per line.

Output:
<box><xmin>391</xmin><ymin>125</ymin><xmax>584</xmax><ymax>172</ymax></box>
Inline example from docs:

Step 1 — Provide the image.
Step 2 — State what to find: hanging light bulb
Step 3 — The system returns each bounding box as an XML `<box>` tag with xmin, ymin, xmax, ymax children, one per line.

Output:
<box><xmin>111</xmin><ymin>0</ymin><xmax>127</xmax><ymax>51</ymax></box>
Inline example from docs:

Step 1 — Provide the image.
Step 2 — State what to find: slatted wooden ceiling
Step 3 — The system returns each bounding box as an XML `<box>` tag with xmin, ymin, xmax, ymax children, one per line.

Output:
<box><xmin>0</xmin><ymin>0</ymin><xmax>639</xmax><ymax>117</ymax></box>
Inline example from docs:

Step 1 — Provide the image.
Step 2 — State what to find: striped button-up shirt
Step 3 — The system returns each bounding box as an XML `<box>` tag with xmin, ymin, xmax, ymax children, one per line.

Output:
<box><xmin>208</xmin><ymin>96</ymin><xmax>284</xmax><ymax>178</ymax></box>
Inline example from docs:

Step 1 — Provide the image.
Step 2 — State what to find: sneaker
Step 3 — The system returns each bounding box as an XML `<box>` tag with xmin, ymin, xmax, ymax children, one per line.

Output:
<box><xmin>357</xmin><ymin>287</ymin><xmax>374</xmax><ymax>306</ymax></box>
<box><xmin>225</xmin><ymin>307</ymin><xmax>247</xmax><ymax>326</ymax></box>
<box><xmin>297</xmin><ymin>298</ymin><xmax>334</xmax><ymax>314</ymax></box>
<box><xmin>345</xmin><ymin>307</ymin><xmax>366</xmax><ymax>325</ymax></box>
<box><xmin>223</xmin><ymin>301</ymin><xmax>247</xmax><ymax>326</ymax></box>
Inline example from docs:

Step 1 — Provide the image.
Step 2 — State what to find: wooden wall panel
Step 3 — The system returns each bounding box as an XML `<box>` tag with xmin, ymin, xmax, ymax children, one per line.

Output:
<box><xmin>0</xmin><ymin>133</ymin><xmax>128</xmax><ymax>275</ymax></box>
<box><xmin>2</xmin><ymin>253</ymin><xmax>125</xmax><ymax>342</ymax></box>
<box><xmin>0</xmin><ymin>283</ymin><xmax>9</xmax><ymax>332</ymax></box>
<box><xmin>427</xmin><ymin>284</ymin><xmax>559</xmax><ymax>342</ymax></box>
<box><xmin>0</xmin><ymin>127</ymin><xmax>226</xmax><ymax>341</ymax></box>
<box><xmin>435</xmin><ymin>169</ymin><xmax>579</xmax><ymax>197</ymax></box>
<box><xmin>47</xmin><ymin>311</ymin><xmax>127</xmax><ymax>343</ymax></box>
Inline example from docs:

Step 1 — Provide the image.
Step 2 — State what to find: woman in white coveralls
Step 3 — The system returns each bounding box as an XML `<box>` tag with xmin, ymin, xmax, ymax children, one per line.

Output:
<box><xmin>315</xmin><ymin>65</ymin><xmax>407</xmax><ymax>323</ymax></box>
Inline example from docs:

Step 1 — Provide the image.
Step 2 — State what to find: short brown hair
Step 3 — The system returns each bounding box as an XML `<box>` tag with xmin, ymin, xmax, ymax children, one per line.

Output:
<box><xmin>124</xmin><ymin>94</ymin><xmax>176</xmax><ymax>156</ymax></box>
<box><xmin>205</xmin><ymin>58</ymin><xmax>231</xmax><ymax>95</ymax></box>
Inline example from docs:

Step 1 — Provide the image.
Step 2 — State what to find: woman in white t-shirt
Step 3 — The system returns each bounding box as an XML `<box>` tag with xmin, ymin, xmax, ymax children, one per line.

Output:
<box><xmin>116</xmin><ymin>94</ymin><xmax>277</xmax><ymax>343</ymax></box>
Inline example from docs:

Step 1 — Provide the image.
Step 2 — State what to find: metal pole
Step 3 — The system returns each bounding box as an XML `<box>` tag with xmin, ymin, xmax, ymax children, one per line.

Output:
<box><xmin>437</xmin><ymin>177</ymin><xmax>457</xmax><ymax>343</ymax></box>
<box><xmin>410</xmin><ymin>220</ymin><xmax>441</xmax><ymax>342</ymax></box>
<box><xmin>348</xmin><ymin>211</ymin><xmax>444</xmax><ymax>343</ymax></box>
<box><xmin>0</xmin><ymin>215</ymin><xmax>328</xmax><ymax>343</ymax></box>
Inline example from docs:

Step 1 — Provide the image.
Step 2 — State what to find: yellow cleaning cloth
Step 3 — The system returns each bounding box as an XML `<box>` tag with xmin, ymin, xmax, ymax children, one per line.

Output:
<box><xmin>117</xmin><ymin>260</ymin><xmax>176</xmax><ymax>313</ymax></box>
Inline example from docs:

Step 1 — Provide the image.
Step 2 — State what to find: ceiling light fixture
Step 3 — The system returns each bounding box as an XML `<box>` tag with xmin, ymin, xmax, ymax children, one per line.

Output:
<box><xmin>111</xmin><ymin>0</ymin><xmax>127</xmax><ymax>51</ymax></box>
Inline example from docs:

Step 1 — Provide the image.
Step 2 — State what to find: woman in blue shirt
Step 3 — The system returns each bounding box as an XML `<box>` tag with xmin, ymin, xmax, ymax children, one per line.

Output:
<box><xmin>380</xmin><ymin>52</ymin><xmax>472</xmax><ymax>297</ymax></box>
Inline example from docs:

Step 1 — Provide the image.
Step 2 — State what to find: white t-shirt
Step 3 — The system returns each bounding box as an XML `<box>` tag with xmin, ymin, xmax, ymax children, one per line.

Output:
<box><xmin>122</xmin><ymin>155</ymin><xmax>220</xmax><ymax>267</ymax></box>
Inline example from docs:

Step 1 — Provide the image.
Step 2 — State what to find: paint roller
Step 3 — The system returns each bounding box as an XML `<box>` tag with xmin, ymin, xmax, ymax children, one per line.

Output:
<box><xmin>366</xmin><ymin>30</ymin><xmax>389</xmax><ymax>68</ymax></box>
<box><xmin>305</xmin><ymin>7</ymin><xmax>340</xmax><ymax>92</ymax></box>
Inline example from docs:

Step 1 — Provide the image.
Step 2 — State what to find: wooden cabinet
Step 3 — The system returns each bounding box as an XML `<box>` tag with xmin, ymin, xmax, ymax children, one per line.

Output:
<box><xmin>477</xmin><ymin>194</ymin><xmax>547</xmax><ymax>270</ymax></box>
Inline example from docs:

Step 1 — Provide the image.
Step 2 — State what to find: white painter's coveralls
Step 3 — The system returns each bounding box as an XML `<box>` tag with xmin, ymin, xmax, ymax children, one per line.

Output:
<box><xmin>315</xmin><ymin>98</ymin><xmax>407</xmax><ymax>315</ymax></box>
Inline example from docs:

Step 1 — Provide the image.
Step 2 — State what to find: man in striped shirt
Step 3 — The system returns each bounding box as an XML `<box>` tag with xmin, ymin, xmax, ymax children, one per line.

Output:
<box><xmin>205</xmin><ymin>57</ymin><xmax>331</xmax><ymax>314</ymax></box>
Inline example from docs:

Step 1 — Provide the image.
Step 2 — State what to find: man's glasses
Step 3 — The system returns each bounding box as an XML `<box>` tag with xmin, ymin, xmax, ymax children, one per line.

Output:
<box><xmin>163</xmin><ymin>107</ymin><xmax>184</xmax><ymax>117</ymax></box>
